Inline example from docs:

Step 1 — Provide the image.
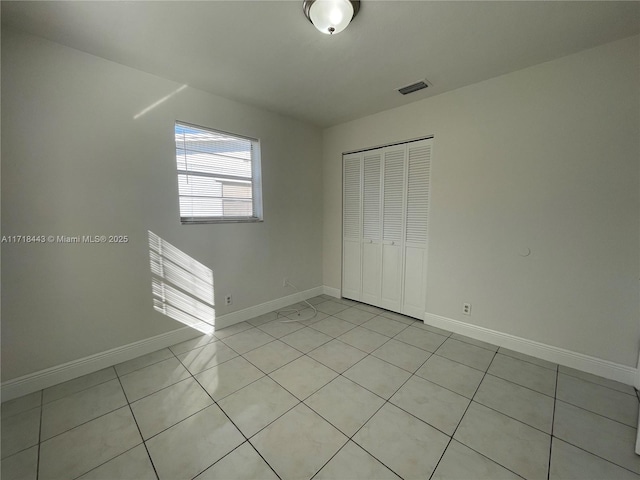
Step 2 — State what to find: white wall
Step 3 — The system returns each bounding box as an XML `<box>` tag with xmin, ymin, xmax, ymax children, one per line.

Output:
<box><xmin>1</xmin><ymin>29</ymin><xmax>323</xmax><ymax>381</ymax></box>
<box><xmin>323</xmin><ymin>35</ymin><xmax>640</xmax><ymax>367</ymax></box>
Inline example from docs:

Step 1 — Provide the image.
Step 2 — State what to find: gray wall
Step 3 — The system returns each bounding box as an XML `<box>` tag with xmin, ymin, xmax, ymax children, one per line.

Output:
<box><xmin>323</xmin><ymin>36</ymin><xmax>640</xmax><ymax>367</ymax></box>
<box><xmin>1</xmin><ymin>29</ymin><xmax>324</xmax><ymax>381</ymax></box>
<box><xmin>3</xmin><ymin>28</ymin><xmax>638</xmax><ymax>382</ymax></box>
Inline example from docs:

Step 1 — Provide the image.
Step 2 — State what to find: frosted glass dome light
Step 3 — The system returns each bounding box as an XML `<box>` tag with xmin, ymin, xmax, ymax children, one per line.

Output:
<box><xmin>303</xmin><ymin>0</ymin><xmax>360</xmax><ymax>35</ymax></box>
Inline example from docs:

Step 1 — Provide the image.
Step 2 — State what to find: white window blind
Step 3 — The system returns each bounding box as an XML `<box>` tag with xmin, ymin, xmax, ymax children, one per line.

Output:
<box><xmin>175</xmin><ymin>122</ymin><xmax>262</xmax><ymax>223</ymax></box>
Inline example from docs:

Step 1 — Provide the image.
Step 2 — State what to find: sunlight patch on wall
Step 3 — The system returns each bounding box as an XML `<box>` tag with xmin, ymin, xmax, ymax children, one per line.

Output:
<box><xmin>149</xmin><ymin>231</ymin><xmax>215</xmax><ymax>335</ymax></box>
<box><xmin>134</xmin><ymin>84</ymin><xmax>188</xmax><ymax>119</ymax></box>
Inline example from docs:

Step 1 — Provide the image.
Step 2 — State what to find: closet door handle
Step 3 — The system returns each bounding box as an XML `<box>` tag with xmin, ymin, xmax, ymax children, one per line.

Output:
<box><xmin>383</xmin><ymin>240</ymin><xmax>395</xmax><ymax>245</ymax></box>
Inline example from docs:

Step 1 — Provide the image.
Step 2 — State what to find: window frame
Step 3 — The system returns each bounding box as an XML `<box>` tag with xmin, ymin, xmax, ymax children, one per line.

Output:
<box><xmin>174</xmin><ymin>120</ymin><xmax>263</xmax><ymax>225</ymax></box>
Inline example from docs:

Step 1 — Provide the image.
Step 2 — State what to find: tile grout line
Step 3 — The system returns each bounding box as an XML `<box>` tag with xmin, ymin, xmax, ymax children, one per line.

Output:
<box><xmin>9</xmin><ymin>297</ymin><xmax>638</xmax><ymax>480</ymax></box>
<box><xmin>165</xmin><ymin>309</ymin><xmax>387</xmax><ymax>476</ymax></box>
<box><xmin>229</xmin><ymin>310</ymin><xmax>412</xmax><ymax>479</ymax></box>
<box><xmin>172</xmin><ymin>344</ymin><xmax>288</xmax><ymax>480</ymax></box>
<box><xmin>115</xmin><ymin>350</ymin><xmax>176</xmax><ymax>378</ymax></box>
<box><xmin>0</xmin><ymin>404</ymin><xmax>42</xmax><ymax>423</ymax></box>
<box><xmin>434</xmin><ymin>356</ymin><xmax>552</xmax><ymax>457</ymax></box>
<box><xmin>550</xmin><ymin>436</ymin><xmax>640</xmax><ymax>476</ymax></box>
<box><xmin>36</xmin><ymin>389</ymin><xmax>43</xmax><ymax>480</ymax></box>
<box><xmin>29</xmin><ymin>405</ymin><xmax>131</xmax><ymax>447</ymax></box>
<box><xmin>467</xmin><ymin>400</ymin><xmax>553</xmax><ymax>437</ymax></box>
<box><xmin>307</xmin><ymin>386</ymin><xmax>394</xmax><ymax>479</ymax></box>
<box><xmin>434</xmin><ymin>349</ymin><xmax>529</xmax><ymax>480</ymax></box>
<box><xmin>114</xmin><ymin>367</ymin><xmax>161</xmax><ymax>480</ymax></box>
<box><xmin>497</xmin><ymin>350</ymin><xmax>558</xmax><ymax>372</ymax></box>
<box><xmin>61</xmin><ymin>375</ymin><xmax>163</xmax><ymax>479</ymax></box>
<box><xmin>481</xmin><ymin>370</ymin><xmax>556</xmax><ymax>399</ymax></box>
<box><xmin>558</xmin><ymin>370</ymin><xmax>637</xmax><ymax>396</ymax></box>
<box><xmin>548</xmin><ymin>365</ymin><xmax>559</xmax><ymax>480</ymax></box>
<box><xmin>332</xmin><ymin>346</ymin><xmax>440</xmax><ymax>480</ymax></box>
<box><xmin>412</xmin><ymin>355</ymin><xmax>481</xmax><ymax>400</ymax></box>
<box><xmin>426</xmin><ymin>349</ymin><xmax>498</xmax><ymax>480</ymax></box>
<box><xmin>260</xmin><ymin>328</ymin><xmax>334</xmax><ymax>358</ymax></box>
<box><xmin>448</xmin><ymin>334</ymin><xmax>500</xmax><ymax>353</ymax></box>
<box><xmin>188</xmin><ymin>354</ymin><xmax>284</xmax><ymax>479</ymax></box>
<box><xmin>172</xmin><ymin>347</ymin><xmax>256</xmax><ymax>478</ymax></box>
<box><xmin>553</xmin><ymin>401</ymin><xmax>640</xmax><ymax>478</ymax></box>
<box><xmin>554</xmin><ymin>397</ymin><xmax>639</xmax><ymax>430</ymax></box>
<box><xmin>557</xmin><ymin>370</ymin><xmax>638</xmax><ymax>399</ymax></box>
<box><xmin>18</xmin><ymin>333</ymin><xmax>473</xmax><ymax>479</ymax></box>
<box><xmin>40</xmin><ymin>369</ymin><xmax>118</xmax><ymax>406</ymax></box>
<box><xmin>252</xmin><ymin>310</ymin><xmax>450</xmax><ymax>414</ymax></box>
<box><xmin>27</xmin><ymin>376</ymin><xmax>139</xmax><ymax>453</ymax></box>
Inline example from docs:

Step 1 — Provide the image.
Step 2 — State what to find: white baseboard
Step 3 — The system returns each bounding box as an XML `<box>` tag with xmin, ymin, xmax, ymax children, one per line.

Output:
<box><xmin>424</xmin><ymin>312</ymin><xmax>637</xmax><ymax>387</ymax></box>
<box><xmin>637</xmin><ymin>413</ymin><xmax>640</xmax><ymax>455</ymax></box>
<box><xmin>322</xmin><ymin>285</ymin><xmax>341</xmax><ymax>298</ymax></box>
<box><xmin>1</xmin><ymin>286</ymin><xmax>326</xmax><ymax>402</ymax></box>
<box><xmin>1</xmin><ymin>327</ymin><xmax>200</xmax><ymax>402</ymax></box>
<box><xmin>215</xmin><ymin>286</ymin><xmax>324</xmax><ymax>329</ymax></box>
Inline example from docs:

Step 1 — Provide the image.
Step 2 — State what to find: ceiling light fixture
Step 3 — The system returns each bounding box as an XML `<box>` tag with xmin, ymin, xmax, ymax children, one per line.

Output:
<box><xmin>303</xmin><ymin>0</ymin><xmax>360</xmax><ymax>35</ymax></box>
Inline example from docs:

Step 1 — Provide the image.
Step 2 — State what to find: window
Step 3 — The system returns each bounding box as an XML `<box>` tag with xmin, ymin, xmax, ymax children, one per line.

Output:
<box><xmin>174</xmin><ymin>121</ymin><xmax>263</xmax><ymax>223</ymax></box>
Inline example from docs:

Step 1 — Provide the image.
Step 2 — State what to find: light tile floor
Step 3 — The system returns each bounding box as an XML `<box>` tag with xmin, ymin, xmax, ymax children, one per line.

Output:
<box><xmin>2</xmin><ymin>295</ymin><xmax>640</xmax><ymax>480</ymax></box>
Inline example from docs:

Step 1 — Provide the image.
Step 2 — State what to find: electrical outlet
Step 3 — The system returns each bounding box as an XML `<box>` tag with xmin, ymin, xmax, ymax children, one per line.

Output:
<box><xmin>225</xmin><ymin>294</ymin><xmax>232</xmax><ymax>306</ymax></box>
<box><xmin>463</xmin><ymin>303</ymin><xmax>471</xmax><ymax>315</ymax></box>
<box><xmin>283</xmin><ymin>277</ymin><xmax>288</xmax><ymax>288</ymax></box>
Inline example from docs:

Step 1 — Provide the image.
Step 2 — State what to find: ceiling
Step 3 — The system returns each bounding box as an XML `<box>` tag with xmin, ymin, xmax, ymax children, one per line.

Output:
<box><xmin>2</xmin><ymin>1</ymin><xmax>639</xmax><ymax>127</ymax></box>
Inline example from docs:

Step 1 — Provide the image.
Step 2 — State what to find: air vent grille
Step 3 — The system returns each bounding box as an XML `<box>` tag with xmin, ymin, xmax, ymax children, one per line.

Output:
<box><xmin>398</xmin><ymin>81</ymin><xmax>428</xmax><ymax>95</ymax></box>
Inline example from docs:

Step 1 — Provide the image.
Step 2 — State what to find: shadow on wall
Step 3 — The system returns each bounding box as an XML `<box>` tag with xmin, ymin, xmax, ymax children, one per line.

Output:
<box><xmin>148</xmin><ymin>231</ymin><xmax>215</xmax><ymax>335</ymax></box>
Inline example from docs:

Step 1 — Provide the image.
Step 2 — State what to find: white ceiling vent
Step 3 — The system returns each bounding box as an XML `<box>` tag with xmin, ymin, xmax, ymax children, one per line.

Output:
<box><xmin>398</xmin><ymin>80</ymin><xmax>429</xmax><ymax>95</ymax></box>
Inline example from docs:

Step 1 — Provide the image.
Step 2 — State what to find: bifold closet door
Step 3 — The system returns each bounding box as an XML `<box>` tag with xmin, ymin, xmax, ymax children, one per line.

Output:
<box><xmin>380</xmin><ymin>145</ymin><xmax>407</xmax><ymax>312</ymax></box>
<box><xmin>342</xmin><ymin>153</ymin><xmax>362</xmax><ymax>300</ymax></box>
<box><xmin>342</xmin><ymin>138</ymin><xmax>432</xmax><ymax>317</ymax></box>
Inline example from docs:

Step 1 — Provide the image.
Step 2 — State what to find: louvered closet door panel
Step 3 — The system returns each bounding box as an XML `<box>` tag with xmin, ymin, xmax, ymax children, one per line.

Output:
<box><xmin>380</xmin><ymin>145</ymin><xmax>406</xmax><ymax>311</ymax></box>
<box><xmin>402</xmin><ymin>139</ymin><xmax>432</xmax><ymax>318</ymax></box>
<box><xmin>381</xmin><ymin>244</ymin><xmax>402</xmax><ymax>310</ymax></box>
<box><xmin>362</xmin><ymin>149</ymin><xmax>382</xmax><ymax>305</ymax></box>
<box><xmin>403</xmin><ymin>246</ymin><xmax>427</xmax><ymax>318</ymax></box>
<box><xmin>382</xmin><ymin>148</ymin><xmax>405</xmax><ymax>243</ymax></box>
<box><xmin>343</xmin><ymin>239</ymin><xmax>362</xmax><ymax>300</ymax></box>
<box><xmin>363</xmin><ymin>151</ymin><xmax>381</xmax><ymax>240</ymax></box>
<box><xmin>405</xmin><ymin>140</ymin><xmax>431</xmax><ymax>246</ymax></box>
<box><xmin>343</xmin><ymin>154</ymin><xmax>362</xmax><ymax>240</ymax></box>
<box><xmin>342</xmin><ymin>153</ymin><xmax>362</xmax><ymax>300</ymax></box>
<box><xmin>361</xmin><ymin>242</ymin><xmax>382</xmax><ymax>306</ymax></box>
<box><xmin>361</xmin><ymin>150</ymin><xmax>382</xmax><ymax>305</ymax></box>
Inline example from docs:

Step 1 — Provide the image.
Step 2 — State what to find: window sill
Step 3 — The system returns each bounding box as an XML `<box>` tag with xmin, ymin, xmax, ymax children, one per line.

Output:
<box><xmin>180</xmin><ymin>217</ymin><xmax>264</xmax><ymax>225</ymax></box>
